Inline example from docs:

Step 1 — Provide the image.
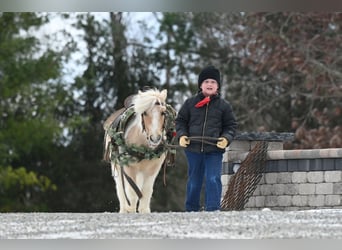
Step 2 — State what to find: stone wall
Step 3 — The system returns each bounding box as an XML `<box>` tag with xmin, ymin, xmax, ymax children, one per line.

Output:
<box><xmin>221</xmin><ymin>132</ymin><xmax>342</xmax><ymax>211</ymax></box>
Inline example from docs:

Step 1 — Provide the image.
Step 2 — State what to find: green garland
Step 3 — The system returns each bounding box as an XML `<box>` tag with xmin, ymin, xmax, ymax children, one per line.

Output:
<box><xmin>108</xmin><ymin>128</ymin><xmax>169</xmax><ymax>166</ymax></box>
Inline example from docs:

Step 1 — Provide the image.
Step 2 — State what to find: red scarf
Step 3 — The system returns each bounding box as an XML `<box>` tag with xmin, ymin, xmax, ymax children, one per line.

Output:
<box><xmin>195</xmin><ymin>96</ymin><xmax>210</xmax><ymax>108</ymax></box>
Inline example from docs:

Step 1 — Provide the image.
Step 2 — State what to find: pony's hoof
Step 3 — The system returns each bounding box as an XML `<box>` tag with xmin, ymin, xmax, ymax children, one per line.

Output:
<box><xmin>138</xmin><ymin>209</ymin><xmax>151</xmax><ymax>214</ymax></box>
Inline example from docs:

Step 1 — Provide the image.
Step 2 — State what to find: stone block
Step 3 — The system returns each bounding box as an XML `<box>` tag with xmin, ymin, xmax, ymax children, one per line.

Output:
<box><xmin>319</xmin><ymin>148</ymin><xmax>342</xmax><ymax>158</ymax></box>
<box><xmin>277</xmin><ymin>160</ymin><xmax>288</xmax><ymax>172</ymax></box>
<box><xmin>226</xmin><ymin>151</ymin><xmax>248</xmax><ymax>162</ymax></box>
<box><xmin>267</xmin><ymin>142</ymin><xmax>283</xmax><ymax>150</ymax></box>
<box><xmin>292</xmin><ymin>172</ymin><xmax>307</xmax><ymax>183</ymax></box>
<box><xmin>221</xmin><ymin>174</ymin><xmax>230</xmax><ymax>185</ymax></box>
<box><xmin>292</xmin><ymin>195</ymin><xmax>308</xmax><ymax>206</ymax></box>
<box><xmin>221</xmin><ymin>162</ymin><xmax>230</xmax><ymax>175</ymax></box>
<box><xmin>308</xmin><ymin>195</ymin><xmax>325</xmax><ymax>207</ymax></box>
<box><xmin>228</xmin><ymin>141</ymin><xmax>250</xmax><ymax>151</ymax></box>
<box><xmin>316</xmin><ymin>183</ymin><xmax>333</xmax><ymax>195</ymax></box>
<box><xmin>255</xmin><ymin>196</ymin><xmax>265</xmax><ymax>207</ymax></box>
<box><xmin>265</xmin><ymin>196</ymin><xmax>278</xmax><ymax>207</ymax></box>
<box><xmin>272</xmin><ymin>184</ymin><xmax>286</xmax><ymax>195</ymax></box>
<box><xmin>266</xmin><ymin>160</ymin><xmax>278</xmax><ymax>173</ymax></box>
<box><xmin>333</xmin><ymin>183</ymin><xmax>342</xmax><ymax>194</ymax></box>
<box><xmin>322</xmin><ymin>159</ymin><xmax>335</xmax><ymax>171</ymax></box>
<box><xmin>288</xmin><ymin>159</ymin><xmax>299</xmax><ymax>172</ymax></box>
<box><xmin>278</xmin><ymin>195</ymin><xmax>292</xmax><ymax>206</ymax></box>
<box><xmin>325</xmin><ymin>195</ymin><xmax>341</xmax><ymax>206</ymax></box>
<box><xmin>277</xmin><ymin>172</ymin><xmax>292</xmax><ymax>184</ymax></box>
<box><xmin>222</xmin><ymin>152</ymin><xmax>229</xmax><ymax>163</ymax></box>
<box><xmin>267</xmin><ymin>150</ymin><xmax>284</xmax><ymax>160</ymax></box>
<box><xmin>259</xmin><ymin>184</ymin><xmax>273</xmax><ymax>196</ymax></box>
<box><xmin>298</xmin><ymin>159</ymin><xmax>311</xmax><ymax>172</ymax></box>
<box><xmin>325</xmin><ymin>171</ymin><xmax>342</xmax><ymax>183</ymax></box>
<box><xmin>309</xmin><ymin>159</ymin><xmax>323</xmax><ymax>171</ymax></box>
<box><xmin>307</xmin><ymin>172</ymin><xmax>324</xmax><ymax>183</ymax></box>
<box><xmin>285</xmin><ymin>184</ymin><xmax>298</xmax><ymax>195</ymax></box>
<box><xmin>298</xmin><ymin>183</ymin><xmax>315</xmax><ymax>195</ymax></box>
<box><xmin>336</xmin><ymin>159</ymin><xmax>342</xmax><ymax>170</ymax></box>
<box><xmin>265</xmin><ymin>173</ymin><xmax>278</xmax><ymax>184</ymax></box>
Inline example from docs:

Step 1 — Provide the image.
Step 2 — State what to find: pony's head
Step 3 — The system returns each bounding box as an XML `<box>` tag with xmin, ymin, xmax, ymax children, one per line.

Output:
<box><xmin>132</xmin><ymin>89</ymin><xmax>167</xmax><ymax>148</ymax></box>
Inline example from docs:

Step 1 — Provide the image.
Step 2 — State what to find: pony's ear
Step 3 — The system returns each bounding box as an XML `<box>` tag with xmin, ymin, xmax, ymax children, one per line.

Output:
<box><xmin>161</xmin><ymin>89</ymin><xmax>167</xmax><ymax>100</ymax></box>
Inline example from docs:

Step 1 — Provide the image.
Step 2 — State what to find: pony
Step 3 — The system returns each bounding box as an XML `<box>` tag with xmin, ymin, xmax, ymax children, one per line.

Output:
<box><xmin>103</xmin><ymin>89</ymin><xmax>176</xmax><ymax>213</ymax></box>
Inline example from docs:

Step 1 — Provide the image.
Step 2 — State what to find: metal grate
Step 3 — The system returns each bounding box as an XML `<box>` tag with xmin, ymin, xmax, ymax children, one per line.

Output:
<box><xmin>221</xmin><ymin>141</ymin><xmax>268</xmax><ymax>211</ymax></box>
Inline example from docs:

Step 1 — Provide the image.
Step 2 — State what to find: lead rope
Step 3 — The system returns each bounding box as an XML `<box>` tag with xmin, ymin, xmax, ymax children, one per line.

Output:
<box><xmin>164</xmin><ymin>136</ymin><xmax>221</xmax><ymax>149</ymax></box>
<box><xmin>187</xmin><ymin>136</ymin><xmax>220</xmax><ymax>146</ymax></box>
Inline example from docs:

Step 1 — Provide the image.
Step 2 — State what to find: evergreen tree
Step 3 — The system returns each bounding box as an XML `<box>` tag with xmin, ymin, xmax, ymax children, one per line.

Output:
<box><xmin>0</xmin><ymin>12</ymin><xmax>68</xmax><ymax>211</ymax></box>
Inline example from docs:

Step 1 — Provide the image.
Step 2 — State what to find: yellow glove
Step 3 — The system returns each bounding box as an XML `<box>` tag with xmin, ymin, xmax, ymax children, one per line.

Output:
<box><xmin>179</xmin><ymin>136</ymin><xmax>190</xmax><ymax>147</ymax></box>
<box><xmin>217</xmin><ymin>137</ymin><xmax>228</xmax><ymax>149</ymax></box>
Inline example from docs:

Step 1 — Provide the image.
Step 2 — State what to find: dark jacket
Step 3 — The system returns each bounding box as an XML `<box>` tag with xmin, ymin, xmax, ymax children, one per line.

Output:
<box><xmin>175</xmin><ymin>92</ymin><xmax>237</xmax><ymax>153</ymax></box>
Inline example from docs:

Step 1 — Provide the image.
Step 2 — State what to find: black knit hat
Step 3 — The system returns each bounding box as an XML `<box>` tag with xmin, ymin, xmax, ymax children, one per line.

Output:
<box><xmin>198</xmin><ymin>65</ymin><xmax>221</xmax><ymax>89</ymax></box>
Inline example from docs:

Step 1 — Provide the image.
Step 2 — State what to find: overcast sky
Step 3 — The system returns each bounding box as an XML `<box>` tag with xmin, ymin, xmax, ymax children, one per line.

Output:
<box><xmin>35</xmin><ymin>12</ymin><xmax>158</xmax><ymax>84</ymax></box>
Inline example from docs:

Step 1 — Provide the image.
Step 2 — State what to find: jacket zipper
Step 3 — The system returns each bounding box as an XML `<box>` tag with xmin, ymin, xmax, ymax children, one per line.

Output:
<box><xmin>201</xmin><ymin>103</ymin><xmax>209</xmax><ymax>152</ymax></box>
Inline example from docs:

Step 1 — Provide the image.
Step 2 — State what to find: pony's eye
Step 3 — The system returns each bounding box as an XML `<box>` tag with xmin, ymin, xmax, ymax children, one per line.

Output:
<box><xmin>143</xmin><ymin>111</ymin><xmax>147</xmax><ymax>116</ymax></box>
<box><xmin>161</xmin><ymin>111</ymin><xmax>166</xmax><ymax>116</ymax></box>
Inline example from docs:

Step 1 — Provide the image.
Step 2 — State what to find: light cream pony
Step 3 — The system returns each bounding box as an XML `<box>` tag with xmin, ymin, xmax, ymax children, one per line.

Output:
<box><xmin>104</xmin><ymin>89</ymin><xmax>170</xmax><ymax>213</ymax></box>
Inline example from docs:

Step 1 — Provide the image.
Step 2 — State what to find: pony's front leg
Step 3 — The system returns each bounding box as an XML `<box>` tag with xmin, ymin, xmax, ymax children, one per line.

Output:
<box><xmin>113</xmin><ymin>176</ymin><xmax>129</xmax><ymax>213</ymax></box>
<box><xmin>112</xmin><ymin>165</ymin><xmax>138</xmax><ymax>213</ymax></box>
<box><xmin>138</xmin><ymin>176</ymin><xmax>156</xmax><ymax>213</ymax></box>
<box><xmin>115</xmin><ymin>178</ymin><xmax>139</xmax><ymax>213</ymax></box>
<box><xmin>124</xmin><ymin>188</ymin><xmax>139</xmax><ymax>213</ymax></box>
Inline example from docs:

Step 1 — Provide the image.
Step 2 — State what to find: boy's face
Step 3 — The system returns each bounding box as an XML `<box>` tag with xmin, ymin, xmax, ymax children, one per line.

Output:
<box><xmin>200</xmin><ymin>79</ymin><xmax>219</xmax><ymax>96</ymax></box>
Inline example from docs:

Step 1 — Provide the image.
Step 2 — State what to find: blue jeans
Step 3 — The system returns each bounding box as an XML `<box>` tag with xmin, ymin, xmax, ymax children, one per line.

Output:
<box><xmin>184</xmin><ymin>151</ymin><xmax>223</xmax><ymax>212</ymax></box>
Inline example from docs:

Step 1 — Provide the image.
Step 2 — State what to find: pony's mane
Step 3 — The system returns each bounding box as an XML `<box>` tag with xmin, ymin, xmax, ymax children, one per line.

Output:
<box><xmin>132</xmin><ymin>89</ymin><xmax>167</xmax><ymax>114</ymax></box>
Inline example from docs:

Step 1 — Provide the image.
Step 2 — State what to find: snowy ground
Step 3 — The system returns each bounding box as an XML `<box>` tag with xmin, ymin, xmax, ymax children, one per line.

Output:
<box><xmin>1</xmin><ymin>209</ymin><xmax>342</xmax><ymax>239</ymax></box>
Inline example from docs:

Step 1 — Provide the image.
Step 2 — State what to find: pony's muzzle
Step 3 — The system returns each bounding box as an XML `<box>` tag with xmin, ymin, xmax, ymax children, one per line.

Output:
<box><xmin>149</xmin><ymin>134</ymin><xmax>162</xmax><ymax>146</ymax></box>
